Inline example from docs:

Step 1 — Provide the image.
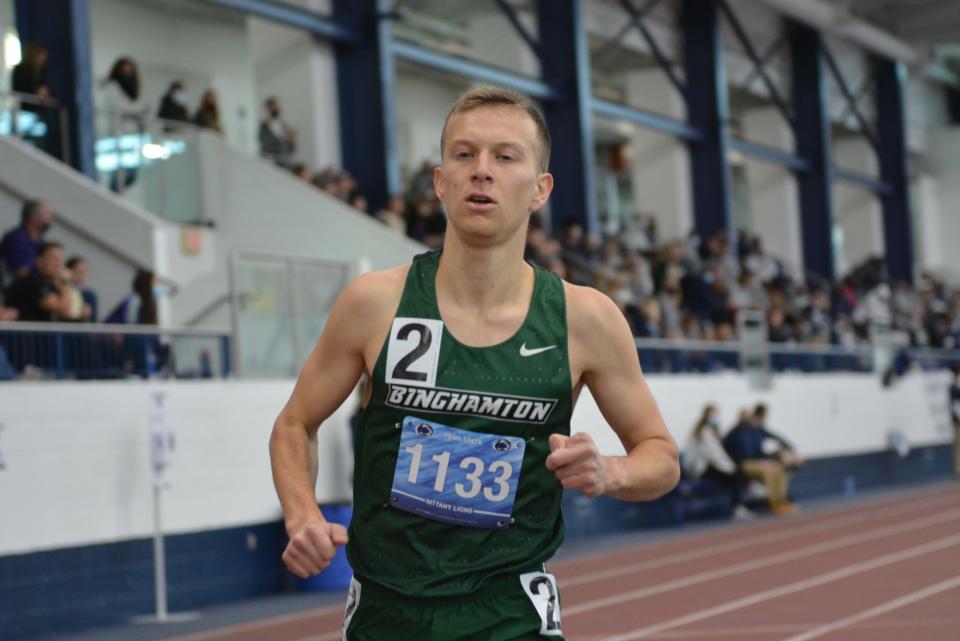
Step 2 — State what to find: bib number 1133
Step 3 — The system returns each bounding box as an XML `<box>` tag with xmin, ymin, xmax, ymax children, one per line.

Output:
<box><xmin>390</xmin><ymin>417</ymin><xmax>525</xmax><ymax>529</ymax></box>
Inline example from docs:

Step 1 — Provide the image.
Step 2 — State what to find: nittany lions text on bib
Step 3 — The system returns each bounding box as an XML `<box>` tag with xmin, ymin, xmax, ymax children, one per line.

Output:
<box><xmin>391</xmin><ymin>416</ymin><xmax>526</xmax><ymax>529</ymax></box>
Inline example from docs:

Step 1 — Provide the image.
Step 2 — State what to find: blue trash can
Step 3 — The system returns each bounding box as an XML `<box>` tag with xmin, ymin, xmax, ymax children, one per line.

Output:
<box><xmin>296</xmin><ymin>504</ymin><xmax>353</xmax><ymax>591</ymax></box>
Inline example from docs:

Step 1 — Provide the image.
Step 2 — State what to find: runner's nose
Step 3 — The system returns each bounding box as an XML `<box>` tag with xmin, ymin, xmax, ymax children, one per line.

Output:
<box><xmin>472</xmin><ymin>151</ymin><xmax>493</xmax><ymax>183</ymax></box>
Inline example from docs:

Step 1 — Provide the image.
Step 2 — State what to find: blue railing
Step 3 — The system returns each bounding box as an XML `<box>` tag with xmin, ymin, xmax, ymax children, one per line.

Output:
<box><xmin>1</xmin><ymin>324</ymin><xmax>955</xmax><ymax>381</ymax></box>
<box><xmin>0</xmin><ymin>322</ymin><xmax>232</xmax><ymax>381</ymax></box>
<box><xmin>633</xmin><ymin>338</ymin><xmax>960</xmax><ymax>374</ymax></box>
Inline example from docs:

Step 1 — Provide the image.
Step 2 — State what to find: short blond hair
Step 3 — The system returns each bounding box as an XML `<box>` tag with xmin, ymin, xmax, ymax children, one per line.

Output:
<box><xmin>440</xmin><ymin>85</ymin><xmax>551</xmax><ymax>172</ymax></box>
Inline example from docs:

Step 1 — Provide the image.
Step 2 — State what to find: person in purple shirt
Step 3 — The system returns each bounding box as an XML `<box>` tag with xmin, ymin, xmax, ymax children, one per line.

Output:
<box><xmin>0</xmin><ymin>199</ymin><xmax>53</xmax><ymax>286</ymax></box>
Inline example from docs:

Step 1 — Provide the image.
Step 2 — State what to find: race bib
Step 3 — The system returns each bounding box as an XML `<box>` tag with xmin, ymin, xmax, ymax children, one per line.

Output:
<box><xmin>390</xmin><ymin>416</ymin><xmax>526</xmax><ymax>529</ymax></box>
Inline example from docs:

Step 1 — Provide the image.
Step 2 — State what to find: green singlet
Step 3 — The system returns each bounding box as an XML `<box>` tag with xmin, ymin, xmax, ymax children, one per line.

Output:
<box><xmin>347</xmin><ymin>249</ymin><xmax>573</xmax><ymax>601</ymax></box>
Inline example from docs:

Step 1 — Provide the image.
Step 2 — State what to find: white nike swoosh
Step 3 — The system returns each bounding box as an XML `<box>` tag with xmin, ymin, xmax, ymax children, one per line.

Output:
<box><xmin>519</xmin><ymin>343</ymin><xmax>557</xmax><ymax>357</ymax></box>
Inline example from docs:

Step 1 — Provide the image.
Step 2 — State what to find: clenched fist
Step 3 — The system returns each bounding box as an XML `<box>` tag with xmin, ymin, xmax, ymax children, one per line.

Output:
<box><xmin>545</xmin><ymin>432</ymin><xmax>609</xmax><ymax>498</ymax></box>
<box><xmin>282</xmin><ymin>519</ymin><xmax>349</xmax><ymax>578</ymax></box>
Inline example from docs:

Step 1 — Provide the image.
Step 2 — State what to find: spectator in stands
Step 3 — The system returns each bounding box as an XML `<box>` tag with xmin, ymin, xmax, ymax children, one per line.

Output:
<box><xmin>11</xmin><ymin>42</ymin><xmax>52</xmax><ymax>111</ymax></box>
<box><xmin>337</xmin><ymin>172</ymin><xmax>360</xmax><ymax>203</ymax></box>
<box><xmin>767</xmin><ymin>308</ymin><xmax>794</xmax><ymax>343</ymax></box>
<box><xmin>0</xmin><ymin>290</ymin><xmax>18</xmax><ymax>321</ymax></box>
<box><xmin>105</xmin><ymin>269</ymin><xmax>168</xmax><ymax>376</ymax></box>
<box><xmin>407</xmin><ymin>196</ymin><xmax>446</xmax><ymax>249</ymax></box>
<box><xmin>405</xmin><ymin>159</ymin><xmax>435</xmax><ymax>204</ymax></box>
<box><xmin>349</xmin><ymin>193</ymin><xmax>369</xmax><ymax>214</ymax></box>
<box><xmin>723</xmin><ymin>404</ymin><xmax>799</xmax><ymax>514</ymax></box>
<box><xmin>376</xmin><ymin>195</ymin><xmax>408</xmax><ymax>235</ymax></box>
<box><xmin>684</xmin><ymin>404</ymin><xmax>753</xmax><ymax>520</ymax></box>
<box><xmin>193</xmin><ymin>89</ymin><xmax>222</xmax><ymax>133</ymax></box>
<box><xmin>559</xmin><ymin>221</ymin><xmax>586</xmax><ymax>257</ymax></box>
<box><xmin>5</xmin><ymin>241</ymin><xmax>73</xmax><ymax>321</ymax></box>
<box><xmin>103</xmin><ymin>57</ymin><xmax>147</xmax><ymax>123</ymax></box>
<box><xmin>103</xmin><ymin>57</ymin><xmax>148</xmax><ymax>191</ymax></box>
<box><xmin>106</xmin><ymin>269</ymin><xmax>159</xmax><ymax>325</ymax></box>
<box><xmin>1</xmin><ymin>199</ymin><xmax>54</xmax><ymax>286</ymax></box>
<box><xmin>157</xmin><ymin>80</ymin><xmax>190</xmax><ymax>124</ymax></box>
<box><xmin>67</xmin><ymin>256</ymin><xmax>97</xmax><ymax>322</ymax></box>
<box><xmin>950</xmin><ymin>364</ymin><xmax>960</xmax><ymax>479</ymax></box>
<box><xmin>258</xmin><ymin>97</ymin><xmax>297</xmax><ymax>167</ymax></box>
<box><xmin>289</xmin><ymin>163</ymin><xmax>313</xmax><ymax>183</ymax></box>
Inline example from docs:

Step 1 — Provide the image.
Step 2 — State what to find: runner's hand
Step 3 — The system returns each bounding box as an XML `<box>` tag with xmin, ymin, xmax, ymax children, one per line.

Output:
<box><xmin>545</xmin><ymin>432</ymin><xmax>609</xmax><ymax>498</ymax></box>
<box><xmin>282</xmin><ymin>519</ymin><xmax>349</xmax><ymax>578</ymax></box>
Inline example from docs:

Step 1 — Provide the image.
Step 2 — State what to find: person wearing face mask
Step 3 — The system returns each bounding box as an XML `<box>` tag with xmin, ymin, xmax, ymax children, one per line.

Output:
<box><xmin>158</xmin><ymin>80</ymin><xmax>190</xmax><ymax>125</ymax></box>
<box><xmin>1</xmin><ymin>200</ymin><xmax>54</xmax><ymax>288</ymax></box>
<box><xmin>258</xmin><ymin>97</ymin><xmax>297</xmax><ymax>167</ymax></box>
<box><xmin>683</xmin><ymin>404</ymin><xmax>754</xmax><ymax>520</ymax></box>
<box><xmin>105</xmin><ymin>269</ymin><xmax>172</xmax><ymax>376</ymax></box>
<box><xmin>193</xmin><ymin>89</ymin><xmax>222</xmax><ymax>133</ymax></box>
<box><xmin>103</xmin><ymin>57</ymin><xmax>149</xmax><ymax>191</ymax></box>
<box><xmin>105</xmin><ymin>269</ymin><xmax>160</xmax><ymax>325</ymax></box>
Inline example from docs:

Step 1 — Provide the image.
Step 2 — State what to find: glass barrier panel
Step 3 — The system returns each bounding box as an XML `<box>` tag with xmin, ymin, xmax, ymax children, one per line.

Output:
<box><xmin>94</xmin><ymin>111</ymin><xmax>204</xmax><ymax>224</ymax></box>
<box><xmin>234</xmin><ymin>257</ymin><xmax>296</xmax><ymax>379</ymax></box>
<box><xmin>0</xmin><ymin>92</ymin><xmax>69</xmax><ymax>162</ymax></box>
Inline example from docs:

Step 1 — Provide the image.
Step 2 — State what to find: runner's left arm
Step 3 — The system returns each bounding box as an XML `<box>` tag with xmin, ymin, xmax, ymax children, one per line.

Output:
<box><xmin>547</xmin><ymin>286</ymin><xmax>679</xmax><ymax>502</ymax></box>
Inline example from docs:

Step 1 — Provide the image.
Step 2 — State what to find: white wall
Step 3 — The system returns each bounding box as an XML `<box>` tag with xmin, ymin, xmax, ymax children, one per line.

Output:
<box><xmin>0</xmin><ymin>379</ymin><xmax>355</xmax><ymax>556</ymax></box>
<box><xmin>247</xmin><ymin>12</ymin><xmax>341</xmax><ymax>171</ymax></box>
<box><xmin>0</xmin><ymin>369</ymin><xmax>950</xmax><ymax>557</ymax></box>
<box><xmin>833</xmin><ymin>138</ymin><xmax>883</xmax><ymax>275</ymax></box>
<box><xmin>395</xmin><ymin>70</ymin><xmax>467</xmax><ymax>176</ymax></box>
<box><xmin>927</xmin><ymin>128</ymin><xmax>960</xmax><ymax>282</ymax></box>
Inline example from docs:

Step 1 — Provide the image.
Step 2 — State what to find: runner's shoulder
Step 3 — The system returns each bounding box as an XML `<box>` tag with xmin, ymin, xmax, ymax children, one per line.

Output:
<box><xmin>336</xmin><ymin>264</ymin><xmax>410</xmax><ymax>324</ymax></box>
<box><xmin>562</xmin><ymin>281</ymin><xmax>625</xmax><ymax>339</ymax></box>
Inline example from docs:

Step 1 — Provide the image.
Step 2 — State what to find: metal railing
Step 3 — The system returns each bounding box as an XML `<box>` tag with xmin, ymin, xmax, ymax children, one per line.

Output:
<box><xmin>0</xmin><ymin>322</ymin><xmax>231</xmax><ymax>381</ymax></box>
<box><xmin>634</xmin><ymin>337</ymin><xmax>881</xmax><ymax>374</ymax></box>
<box><xmin>0</xmin><ymin>91</ymin><xmax>71</xmax><ymax>163</ymax></box>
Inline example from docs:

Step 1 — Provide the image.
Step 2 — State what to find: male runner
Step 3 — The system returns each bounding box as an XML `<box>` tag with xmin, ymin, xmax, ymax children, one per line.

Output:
<box><xmin>270</xmin><ymin>86</ymin><xmax>680</xmax><ymax>640</ymax></box>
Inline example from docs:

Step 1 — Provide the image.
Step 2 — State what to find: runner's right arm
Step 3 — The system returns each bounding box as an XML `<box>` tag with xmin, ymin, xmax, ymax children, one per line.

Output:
<box><xmin>269</xmin><ymin>271</ymin><xmax>398</xmax><ymax>577</ymax></box>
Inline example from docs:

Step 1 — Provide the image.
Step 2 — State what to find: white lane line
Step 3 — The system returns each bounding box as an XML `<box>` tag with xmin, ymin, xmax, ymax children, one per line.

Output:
<box><xmin>553</xmin><ymin>484</ymin><xmax>959</xmax><ymax>572</ymax></box>
<box><xmin>639</xmin><ymin>623</ymin><xmax>809</xmax><ymax>638</ymax></box>
<box><xmin>289</xmin><ymin>633</ymin><xmax>342</xmax><ymax>641</ymax></box>
<box><xmin>780</xmin><ymin>575</ymin><xmax>960</xmax><ymax>641</ymax></box>
<box><xmin>599</xmin><ymin>532</ymin><xmax>960</xmax><ymax>641</ymax></box>
<box><xmin>561</xmin><ymin>493</ymin><xmax>960</xmax><ymax>588</ymax></box>
<box><xmin>564</xmin><ymin>507</ymin><xmax>960</xmax><ymax>617</ymax></box>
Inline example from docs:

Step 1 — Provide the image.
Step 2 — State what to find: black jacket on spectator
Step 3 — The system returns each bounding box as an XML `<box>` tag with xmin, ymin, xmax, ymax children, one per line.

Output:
<box><xmin>158</xmin><ymin>92</ymin><xmax>189</xmax><ymax>123</ymax></box>
<box><xmin>6</xmin><ymin>270</ymin><xmax>58</xmax><ymax>321</ymax></box>
<box><xmin>11</xmin><ymin>62</ymin><xmax>47</xmax><ymax>113</ymax></box>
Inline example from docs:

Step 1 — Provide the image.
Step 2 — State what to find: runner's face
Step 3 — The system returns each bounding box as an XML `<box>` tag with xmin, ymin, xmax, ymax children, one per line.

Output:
<box><xmin>435</xmin><ymin>106</ymin><xmax>552</xmax><ymax>243</ymax></box>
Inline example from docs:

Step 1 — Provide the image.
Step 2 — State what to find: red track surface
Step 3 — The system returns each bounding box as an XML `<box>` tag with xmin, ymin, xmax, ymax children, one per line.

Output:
<box><xmin>166</xmin><ymin>484</ymin><xmax>960</xmax><ymax>641</ymax></box>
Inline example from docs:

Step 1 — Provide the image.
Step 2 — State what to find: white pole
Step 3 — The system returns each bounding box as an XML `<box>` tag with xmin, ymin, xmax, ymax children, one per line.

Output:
<box><xmin>132</xmin><ymin>390</ymin><xmax>199</xmax><ymax>625</ymax></box>
<box><xmin>152</xmin><ymin>481</ymin><xmax>168</xmax><ymax>621</ymax></box>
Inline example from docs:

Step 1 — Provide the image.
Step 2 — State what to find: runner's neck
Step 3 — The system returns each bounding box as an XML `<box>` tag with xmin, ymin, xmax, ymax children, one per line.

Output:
<box><xmin>436</xmin><ymin>236</ymin><xmax>534</xmax><ymax>314</ymax></box>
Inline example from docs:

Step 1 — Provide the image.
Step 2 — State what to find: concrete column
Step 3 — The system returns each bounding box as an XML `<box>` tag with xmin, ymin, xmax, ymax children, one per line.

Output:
<box><xmin>833</xmin><ymin>137</ymin><xmax>883</xmax><ymax>276</ymax></box>
<box><xmin>624</xmin><ymin>70</ymin><xmax>692</xmax><ymax>242</ymax></box>
<box><xmin>741</xmin><ymin>107</ymin><xmax>803</xmax><ymax>277</ymax></box>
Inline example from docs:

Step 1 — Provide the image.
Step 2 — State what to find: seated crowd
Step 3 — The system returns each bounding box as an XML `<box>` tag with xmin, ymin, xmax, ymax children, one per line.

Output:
<box><xmin>683</xmin><ymin>402</ymin><xmax>803</xmax><ymax>519</ymax></box>
<box><xmin>291</xmin><ymin>154</ymin><xmax>960</xmax><ymax>351</ymax></box>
